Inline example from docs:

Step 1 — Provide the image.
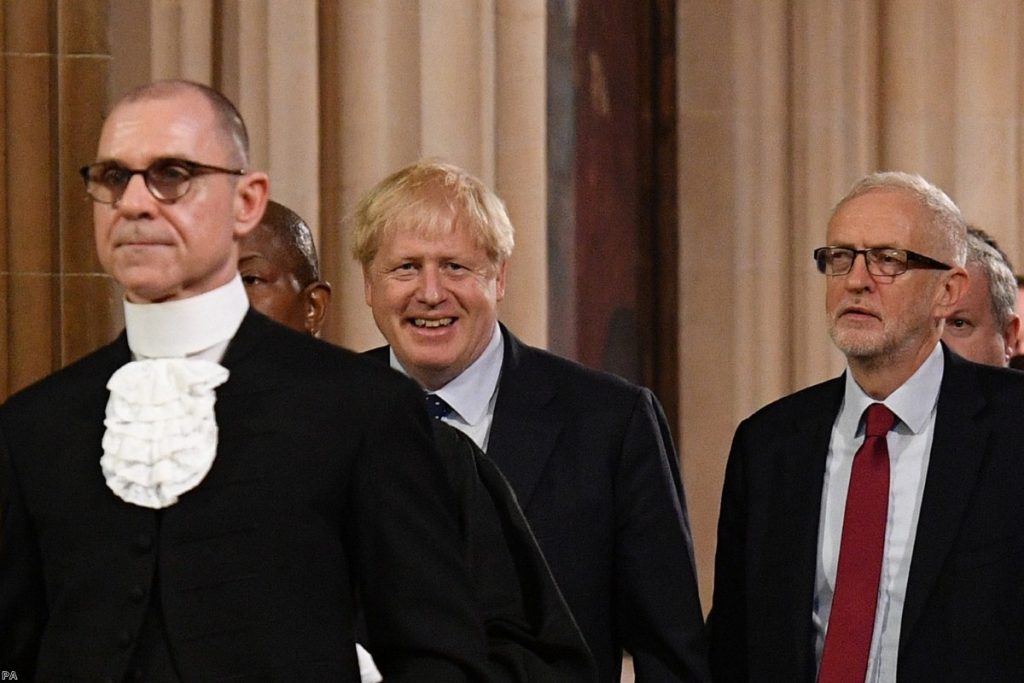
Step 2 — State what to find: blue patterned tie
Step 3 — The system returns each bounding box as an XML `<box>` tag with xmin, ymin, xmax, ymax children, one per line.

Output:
<box><xmin>425</xmin><ymin>394</ymin><xmax>454</xmax><ymax>421</ymax></box>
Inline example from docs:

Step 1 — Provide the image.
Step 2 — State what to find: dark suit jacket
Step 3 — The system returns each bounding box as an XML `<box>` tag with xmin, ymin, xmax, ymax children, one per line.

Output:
<box><xmin>709</xmin><ymin>346</ymin><xmax>1024</xmax><ymax>682</ymax></box>
<box><xmin>370</xmin><ymin>324</ymin><xmax>710</xmax><ymax>683</ymax></box>
<box><xmin>0</xmin><ymin>311</ymin><xmax>494</xmax><ymax>682</ymax></box>
<box><xmin>428</xmin><ymin>423</ymin><xmax>597</xmax><ymax>681</ymax></box>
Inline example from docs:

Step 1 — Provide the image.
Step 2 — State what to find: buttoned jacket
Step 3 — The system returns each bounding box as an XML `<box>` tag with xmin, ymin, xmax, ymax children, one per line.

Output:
<box><xmin>0</xmin><ymin>311</ymin><xmax>492</xmax><ymax>681</ymax></box>
<box><xmin>370</xmin><ymin>324</ymin><xmax>710</xmax><ymax>682</ymax></box>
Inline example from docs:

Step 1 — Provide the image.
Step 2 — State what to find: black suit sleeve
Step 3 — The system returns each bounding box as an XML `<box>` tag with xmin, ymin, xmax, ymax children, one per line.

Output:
<box><xmin>432</xmin><ymin>423</ymin><xmax>598</xmax><ymax>682</ymax></box>
<box><xmin>347</xmin><ymin>380</ymin><xmax>492</xmax><ymax>682</ymax></box>
<box><xmin>0</xmin><ymin>424</ymin><xmax>46</xmax><ymax>678</ymax></box>
<box><xmin>707</xmin><ymin>420</ymin><xmax>749</xmax><ymax>682</ymax></box>
<box><xmin>614</xmin><ymin>389</ymin><xmax>710</xmax><ymax>682</ymax></box>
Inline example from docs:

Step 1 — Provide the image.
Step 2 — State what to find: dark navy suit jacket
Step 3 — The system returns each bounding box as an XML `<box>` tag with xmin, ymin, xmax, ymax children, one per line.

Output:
<box><xmin>371</xmin><ymin>324</ymin><xmax>710</xmax><ymax>682</ymax></box>
<box><xmin>710</xmin><ymin>346</ymin><xmax>1024</xmax><ymax>681</ymax></box>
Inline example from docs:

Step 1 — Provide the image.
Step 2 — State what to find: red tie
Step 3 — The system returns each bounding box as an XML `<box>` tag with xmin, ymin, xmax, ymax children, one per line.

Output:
<box><xmin>818</xmin><ymin>402</ymin><xmax>896</xmax><ymax>683</ymax></box>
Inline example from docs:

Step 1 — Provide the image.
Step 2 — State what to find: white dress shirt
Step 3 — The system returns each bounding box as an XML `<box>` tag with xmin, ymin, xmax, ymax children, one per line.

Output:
<box><xmin>391</xmin><ymin>322</ymin><xmax>503</xmax><ymax>450</ymax></box>
<box><xmin>813</xmin><ymin>342</ymin><xmax>944</xmax><ymax>682</ymax></box>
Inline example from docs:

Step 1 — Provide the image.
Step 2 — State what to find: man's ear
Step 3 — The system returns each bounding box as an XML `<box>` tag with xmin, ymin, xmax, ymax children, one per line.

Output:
<box><xmin>494</xmin><ymin>259</ymin><xmax>508</xmax><ymax>302</ymax></box>
<box><xmin>363</xmin><ymin>264</ymin><xmax>374</xmax><ymax>306</ymax></box>
<box><xmin>303</xmin><ymin>281</ymin><xmax>332</xmax><ymax>338</ymax></box>
<box><xmin>233</xmin><ymin>171</ymin><xmax>270</xmax><ymax>239</ymax></box>
<box><xmin>1003</xmin><ymin>314</ymin><xmax>1021</xmax><ymax>364</ymax></box>
<box><xmin>935</xmin><ymin>265</ymin><xmax>969</xmax><ymax>316</ymax></box>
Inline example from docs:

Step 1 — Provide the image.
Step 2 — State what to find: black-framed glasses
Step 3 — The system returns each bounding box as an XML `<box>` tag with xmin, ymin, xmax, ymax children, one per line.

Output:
<box><xmin>79</xmin><ymin>158</ymin><xmax>247</xmax><ymax>204</ymax></box>
<box><xmin>813</xmin><ymin>246</ymin><xmax>951</xmax><ymax>278</ymax></box>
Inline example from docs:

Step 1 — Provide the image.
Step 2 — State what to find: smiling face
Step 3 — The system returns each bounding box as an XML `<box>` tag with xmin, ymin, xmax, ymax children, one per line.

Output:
<box><xmin>92</xmin><ymin>88</ymin><xmax>266</xmax><ymax>303</ymax></box>
<box><xmin>825</xmin><ymin>189</ymin><xmax>963</xmax><ymax>371</ymax></box>
<box><xmin>363</xmin><ymin>218</ymin><xmax>506</xmax><ymax>391</ymax></box>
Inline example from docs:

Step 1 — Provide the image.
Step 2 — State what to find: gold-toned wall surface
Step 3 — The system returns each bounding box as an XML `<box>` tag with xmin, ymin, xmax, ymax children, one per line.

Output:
<box><xmin>0</xmin><ymin>0</ymin><xmax>122</xmax><ymax>398</ymax></box>
<box><xmin>679</xmin><ymin>0</ymin><xmax>1024</xmax><ymax>608</ymax></box>
<box><xmin>108</xmin><ymin>0</ymin><xmax>546</xmax><ymax>355</ymax></box>
<box><xmin>6</xmin><ymin>0</ymin><xmax>1024</xmax><ymax>628</ymax></box>
<box><xmin>318</xmin><ymin>0</ymin><xmax>547</xmax><ymax>352</ymax></box>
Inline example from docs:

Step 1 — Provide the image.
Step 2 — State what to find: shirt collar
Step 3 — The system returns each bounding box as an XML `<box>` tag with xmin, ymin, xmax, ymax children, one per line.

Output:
<box><xmin>390</xmin><ymin>322</ymin><xmax>504</xmax><ymax>426</ymax></box>
<box><xmin>838</xmin><ymin>341</ymin><xmax>945</xmax><ymax>437</ymax></box>
<box><xmin>124</xmin><ymin>275</ymin><xmax>249</xmax><ymax>359</ymax></box>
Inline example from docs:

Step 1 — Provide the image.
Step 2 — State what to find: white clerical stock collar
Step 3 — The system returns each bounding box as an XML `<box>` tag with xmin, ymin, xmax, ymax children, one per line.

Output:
<box><xmin>123</xmin><ymin>275</ymin><xmax>249</xmax><ymax>359</ymax></box>
<box><xmin>104</xmin><ymin>275</ymin><xmax>247</xmax><ymax>510</ymax></box>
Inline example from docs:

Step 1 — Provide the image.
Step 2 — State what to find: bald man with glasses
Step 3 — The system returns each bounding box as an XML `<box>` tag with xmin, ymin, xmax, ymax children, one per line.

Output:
<box><xmin>710</xmin><ymin>171</ymin><xmax>1024</xmax><ymax>681</ymax></box>
<box><xmin>0</xmin><ymin>80</ymin><xmax>497</xmax><ymax>681</ymax></box>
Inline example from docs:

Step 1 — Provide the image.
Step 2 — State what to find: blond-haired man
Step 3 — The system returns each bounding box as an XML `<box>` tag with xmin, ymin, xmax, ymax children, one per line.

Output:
<box><xmin>357</xmin><ymin>160</ymin><xmax>709</xmax><ymax>683</ymax></box>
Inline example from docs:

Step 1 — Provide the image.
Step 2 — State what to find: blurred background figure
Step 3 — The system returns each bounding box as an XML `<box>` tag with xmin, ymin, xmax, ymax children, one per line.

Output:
<box><xmin>1011</xmin><ymin>275</ymin><xmax>1024</xmax><ymax>369</ymax></box>
<box><xmin>239</xmin><ymin>200</ymin><xmax>332</xmax><ymax>337</ymax></box>
<box><xmin>942</xmin><ymin>225</ymin><xmax>1019</xmax><ymax>367</ymax></box>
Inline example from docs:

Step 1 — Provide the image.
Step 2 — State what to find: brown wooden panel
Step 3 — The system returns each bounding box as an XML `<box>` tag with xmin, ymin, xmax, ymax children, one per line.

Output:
<box><xmin>0</xmin><ymin>2</ymin><xmax>113</xmax><ymax>399</ymax></box>
<box><xmin>6</xmin><ymin>53</ymin><xmax>56</xmax><ymax>274</ymax></box>
<box><xmin>62</xmin><ymin>273</ymin><xmax>123</xmax><ymax>365</ymax></box>
<box><xmin>58</xmin><ymin>0</ymin><xmax>108</xmax><ymax>55</ymax></box>
<box><xmin>8</xmin><ymin>273</ymin><xmax>58</xmax><ymax>393</ymax></box>
<box><xmin>59</xmin><ymin>55</ymin><xmax>108</xmax><ymax>274</ymax></box>
<box><xmin>316</xmin><ymin>0</ymin><xmax>344</xmax><ymax>346</ymax></box>
<box><xmin>559</xmin><ymin>0</ymin><xmax>679</xmax><ymax>425</ymax></box>
<box><xmin>574</xmin><ymin>1</ymin><xmax>644</xmax><ymax>380</ymax></box>
<box><xmin>5</xmin><ymin>0</ymin><xmax>52</xmax><ymax>54</ymax></box>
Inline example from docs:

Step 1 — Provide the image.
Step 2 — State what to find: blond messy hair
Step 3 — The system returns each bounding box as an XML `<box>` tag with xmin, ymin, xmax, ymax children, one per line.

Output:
<box><xmin>352</xmin><ymin>159</ymin><xmax>515</xmax><ymax>268</ymax></box>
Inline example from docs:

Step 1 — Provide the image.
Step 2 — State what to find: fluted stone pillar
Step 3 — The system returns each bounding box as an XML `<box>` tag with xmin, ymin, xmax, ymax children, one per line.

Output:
<box><xmin>0</xmin><ymin>0</ymin><xmax>121</xmax><ymax>398</ymax></box>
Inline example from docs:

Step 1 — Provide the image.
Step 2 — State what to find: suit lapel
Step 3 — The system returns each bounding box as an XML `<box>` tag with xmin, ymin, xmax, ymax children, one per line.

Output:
<box><xmin>206</xmin><ymin>312</ymin><xmax>283</xmax><ymax>487</ymax></box>
<box><xmin>899</xmin><ymin>350</ymin><xmax>988</xmax><ymax>650</ymax></box>
<box><xmin>486</xmin><ymin>326</ymin><xmax>561</xmax><ymax>510</ymax></box>
<box><xmin>368</xmin><ymin>329</ymin><xmax>562</xmax><ymax>509</ymax></box>
<box><xmin>769</xmin><ymin>378</ymin><xmax>844</xmax><ymax>678</ymax></box>
<box><xmin>65</xmin><ymin>334</ymin><xmax>134</xmax><ymax>503</ymax></box>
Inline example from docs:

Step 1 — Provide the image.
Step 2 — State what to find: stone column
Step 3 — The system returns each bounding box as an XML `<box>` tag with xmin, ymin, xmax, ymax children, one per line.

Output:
<box><xmin>0</xmin><ymin>0</ymin><xmax>122</xmax><ymax>398</ymax></box>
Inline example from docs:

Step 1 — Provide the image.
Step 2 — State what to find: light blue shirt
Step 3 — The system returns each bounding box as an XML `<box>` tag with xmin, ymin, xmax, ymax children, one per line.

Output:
<box><xmin>390</xmin><ymin>322</ymin><xmax>503</xmax><ymax>450</ymax></box>
<box><xmin>814</xmin><ymin>342</ymin><xmax>944</xmax><ymax>682</ymax></box>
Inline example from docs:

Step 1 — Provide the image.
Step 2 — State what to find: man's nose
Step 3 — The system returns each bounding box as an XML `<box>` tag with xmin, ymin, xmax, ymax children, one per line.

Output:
<box><xmin>843</xmin><ymin>251</ymin><xmax>875</xmax><ymax>290</ymax></box>
<box><xmin>417</xmin><ymin>267</ymin><xmax>446</xmax><ymax>304</ymax></box>
<box><xmin>114</xmin><ymin>173</ymin><xmax>157</xmax><ymax>217</ymax></box>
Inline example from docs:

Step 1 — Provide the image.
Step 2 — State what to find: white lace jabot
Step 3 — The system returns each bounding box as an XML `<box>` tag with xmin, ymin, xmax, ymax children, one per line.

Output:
<box><xmin>101</xmin><ymin>358</ymin><xmax>229</xmax><ymax>509</ymax></box>
<box><xmin>101</xmin><ymin>277</ymin><xmax>247</xmax><ymax>509</ymax></box>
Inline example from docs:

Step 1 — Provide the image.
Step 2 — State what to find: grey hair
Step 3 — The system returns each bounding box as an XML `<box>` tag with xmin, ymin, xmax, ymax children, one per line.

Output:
<box><xmin>834</xmin><ymin>171</ymin><xmax>967</xmax><ymax>267</ymax></box>
<box><xmin>965</xmin><ymin>226</ymin><xmax>1017</xmax><ymax>329</ymax></box>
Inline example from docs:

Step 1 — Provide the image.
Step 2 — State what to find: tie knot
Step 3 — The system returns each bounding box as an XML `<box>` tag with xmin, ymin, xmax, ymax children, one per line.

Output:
<box><xmin>425</xmin><ymin>394</ymin><xmax>454</xmax><ymax>421</ymax></box>
<box><xmin>863</xmin><ymin>402</ymin><xmax>896</xmax><ymax>437</ymax></box>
